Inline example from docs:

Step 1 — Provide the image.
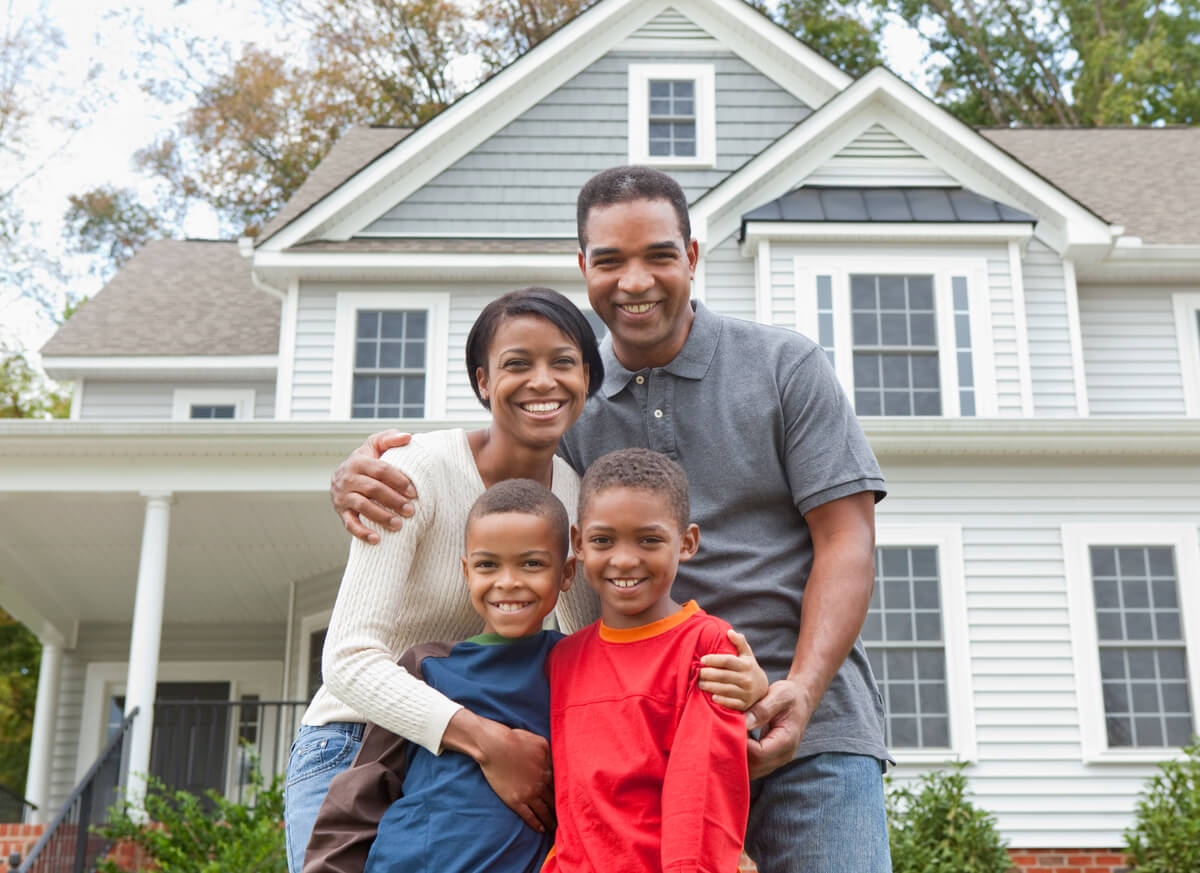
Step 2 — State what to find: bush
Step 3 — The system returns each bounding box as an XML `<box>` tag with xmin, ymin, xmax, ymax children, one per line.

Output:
<box><xmin>887</xmin><ymin>763</ymin><xmax>1012</xmax><ymax>873</ymax></box>
<box><xmin>95</xmin><ymin>766</ymin><xmax>285</xmax><ymax>873</ymax></box>
<box><xmin>1124</xmin><ymin>739</ymin><xmax>1200</xmax><ymax>873</ymax></box>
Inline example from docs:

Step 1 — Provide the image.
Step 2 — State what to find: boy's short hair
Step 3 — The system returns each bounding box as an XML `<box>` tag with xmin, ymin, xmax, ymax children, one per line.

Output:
<box><xmin>576</xmin><ymin>166</ymin><xmax>691</xmax><ymax>248</ymax></box>
<box><xmin>578</xmin><ymin>448</ymin><xmax>690</xmax><ymax>530</ymax></box>
<box><xmin>465</xmin><ymin>479</ymin><xmax>570</xmax><ymax>558</ymax></box>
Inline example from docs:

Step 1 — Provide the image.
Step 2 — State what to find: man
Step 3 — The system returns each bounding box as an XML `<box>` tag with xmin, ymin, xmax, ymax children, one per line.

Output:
<box><xmin>331</xmin><ymin>166</ymin><xmax>890</xmax><ymax>872</ymax></box>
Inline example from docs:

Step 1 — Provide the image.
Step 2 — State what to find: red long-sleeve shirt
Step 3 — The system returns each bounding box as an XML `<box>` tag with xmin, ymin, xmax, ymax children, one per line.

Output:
<box><xmin>543</xmin><ymin>601</ymin><xmax>749</xmax><ymax>873</ymax></box>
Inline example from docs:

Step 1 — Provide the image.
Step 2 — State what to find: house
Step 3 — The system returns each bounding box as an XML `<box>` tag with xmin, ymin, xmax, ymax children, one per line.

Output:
<box><xmin>2</xmin><ymin>0</ymin><xmax>1198</xmax><ymax>866</ymax></box>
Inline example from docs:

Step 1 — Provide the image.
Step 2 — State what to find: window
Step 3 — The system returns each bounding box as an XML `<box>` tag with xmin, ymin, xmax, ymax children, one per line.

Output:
<box><xmin>1064</xmin><ymin>524</ymin><xmax>1200</xmax><ymax>761</ymax></box>
<box><xmin>353</xmin><ymin>310</ymin><xmax>427</xmax><ymax>418</ymax></box>
<box><xmin>1173</xmin><ymin>292</ymin><xmax>1200</xmax><ymax>416</ymax></box>
<box><xmin>628</xmin><ymin>64</ymin><xmax>715</xmax><ymax>167</ymax></box>
<box><xmin>332</xmin><ymin>292</ymin><xmax>449</xmax><ymax>419</ymax></box>
<box><xmin>796</xmin><ymin>256</ymin><xmax>995</xmax><ymax>417</ymax></box>
<box><xmin>171</xmin><ymin>388</ymin><xmax>255</xmax><ymax>421</ymax></box>
<box><xmin>307</xmin><ymin>628</ymin><xmax>327</xmax><ymax>703</ymax></box>
<box><xmin>863</xmin><ymin>526</ymin><xmax>975</xmax><ymax>761</ymax></box>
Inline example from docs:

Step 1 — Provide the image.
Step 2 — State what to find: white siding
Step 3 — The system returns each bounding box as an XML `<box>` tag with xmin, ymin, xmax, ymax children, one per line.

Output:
<box><xmin>1022</xmin><ymin>239</ymin><xmax>1078</xmax><ymax>416</ymax></box>
<box><xmin>1079</xmin><ymin>285</ymin><xmax>1188</xmax><ymax>416</ymax></box>
<box><xmin>878</xmin><ymin>456</ymin><xmax>1200</xmax><ymax>847</ymax></box>
<box><xmin>986</xmin><ymin>254</ymin><xmax>1024</xmax><ymax>415</ymax></box>
<box><xmin>291</xmin><ymin>287</ymin><xmax>337</xmax><ymax>419</ymax></box>
<box><xmin>804</xmin><ymin>123</ymin><xmax>959</xmax><ymax>187</ymax></box>
<box><xmin>47</xmin><ymin>654</ymin><xmax>85</xmax><ymax>814</ymax></box>
<box><xmin>624</xmin><ymin>7</ymin><xmax>710</xmax><ymax>42</ymax></box>
<box><xmin>79</xmin><ymin>381</ymin><xmax>275</xmax><ymax>420</ymax></box>
<box><xmin>703</xmin><ymin>233</ymin><xmax>756</xmax><ymax>322</ymax></box>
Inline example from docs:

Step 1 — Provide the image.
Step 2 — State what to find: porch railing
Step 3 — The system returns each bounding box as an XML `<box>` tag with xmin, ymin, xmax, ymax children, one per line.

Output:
<box><xmin>0</xmin><ymin>784</ymin><xmax>35</xmax><ymax>824</ymax></box>
<box><xmin>17</xmin><ymin>708</ymin><xmax>136</xmax><ymax>873</ymax></box>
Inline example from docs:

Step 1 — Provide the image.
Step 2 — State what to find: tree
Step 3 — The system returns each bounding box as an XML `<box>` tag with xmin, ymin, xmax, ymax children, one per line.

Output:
<box><xmin>0</xmin><ymin>609</ymin><xmax>40</xmax><ymax>795</ymax></box>
<box><xmin>474</xmin><ymin>0</ymin><xmax>594</xmax><ymax>70</ymax></box>
<box><xmin>774</xmin><ymin>0</ymin><xmax>884</xmax><ymax>79</ymax></box>
<box><xmin>0</xmin><ymin>347</ymin><xmax>71</xmax><ymax>419</ymax></box>
<box><xmin>64</xmin><ymin>186</ymin><xmax>164</xmax><ymax>277</ymax></box>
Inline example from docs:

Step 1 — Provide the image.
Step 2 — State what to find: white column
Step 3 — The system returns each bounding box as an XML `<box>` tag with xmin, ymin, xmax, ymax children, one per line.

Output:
<box><xmin>123</xmin><ymin>491</ymin><xmax>173</xmax><ymax>813</ymax></box>
<box><xmin>24</xmin><ymin>641</ymin><xmax>62</xmax><ymax>824</ymax></box>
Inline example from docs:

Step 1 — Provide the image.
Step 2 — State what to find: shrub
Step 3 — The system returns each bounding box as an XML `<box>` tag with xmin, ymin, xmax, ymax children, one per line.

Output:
<box><xmin>1124</xmin><ymin>739</ymin><xmax>1200</xmax><ymax>873</ymax></box>
<box><xmin>95</xmin><ymin>765</ymin><xmax>285</xmax><ymax>873</ymax></box>
<box><xmin>887</xmin><ymin>763</ymin><xmax>1012</xmax><ymax>873</ymax></box>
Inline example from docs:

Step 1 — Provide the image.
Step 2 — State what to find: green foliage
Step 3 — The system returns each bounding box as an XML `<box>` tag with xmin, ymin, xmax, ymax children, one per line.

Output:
<box><xmin>774</xmin><ymin>0</ymin><xmax>884</xmax><ymax>79</ymax></box>
<box><xmin>887</xmin><ymin>764</ymin><xmax>1012</xmax><ymax>873</ymax></box>
<box><xmin>95</xmin><ymin>767</ymin><xmax>286</xmax><ymax>873</ymax></box>
<box><xmin>0</xmin><ymin>610</ymin><xmax>40</xmax><ymax>794</ymax></box>
<box><xmin>64</xmin><ymin>186</ymin><xmax>164</xmax><ymax>277</ymax></box>
<box><xmin>0</xmin><ymin>349</ymin><xmax>71</xmax><ymax>419</ymax></box>
<box><xmin>1124</xmin><ymin>740</ymin><xmax>1200</xmax><ymax>873</ymax></box>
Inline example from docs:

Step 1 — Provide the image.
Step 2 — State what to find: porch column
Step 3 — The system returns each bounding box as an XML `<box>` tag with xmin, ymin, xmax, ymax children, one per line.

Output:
<box><xmin>24</xmin><ymin>640</ymin><xmax>62</xmax><ymax>824</ymax></box>
<box><xmin>123</xmin><ymin>491</ymin><xmax>173</xmax><ymax>813</ymax></box>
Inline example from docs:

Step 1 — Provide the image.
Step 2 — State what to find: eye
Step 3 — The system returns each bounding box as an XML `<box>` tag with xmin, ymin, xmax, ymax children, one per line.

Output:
<box><xmin>523</xmin><ymin>559</ymin><xmax>547</xmax><ymax>569</ymax></box>
<box><xmin>554</xmin><ymin>356</ymin><xmax>578</xmax><ymax>367</ymax></box>
<box><xmin>588</xmin><ymin>535</ymin><xmax>612</xmax><ymax>546</ymax></box>
<box><xmin>473</xmin><ymin>559</ymin><xmax>498</xmax><ymax>570</ymax></box>
<box><xmin>502</xmin><ymin>358</ymin><xmax>529</xmax><ymax>370</ymax></box>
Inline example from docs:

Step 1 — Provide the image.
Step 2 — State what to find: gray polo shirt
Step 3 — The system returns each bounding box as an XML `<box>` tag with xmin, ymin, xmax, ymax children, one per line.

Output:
<box><xmin>560</xmin><ymin>301</ymin><xmax>889</xmax><ymax>761</ymax></box>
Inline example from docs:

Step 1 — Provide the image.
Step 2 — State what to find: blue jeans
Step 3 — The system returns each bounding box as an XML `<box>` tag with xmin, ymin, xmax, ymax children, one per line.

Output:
<box><xmin>284</xmin><ymin>722</ymin><xmax>365</xmax><ymax>873</ymax></box>
<box><xmin>745</xmin><ymin>753</ymin><xmax>892</xmax><ymax>873</ymax></box>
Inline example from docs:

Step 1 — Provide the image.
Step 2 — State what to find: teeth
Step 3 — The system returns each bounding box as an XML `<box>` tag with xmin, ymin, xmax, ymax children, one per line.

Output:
<box><xmin>521</xmin><ymin>401</ymin><xmax>562</xmax><ymax>413</ymax></box>
<box><xmin>492</xmin><ymin>602</ymin><xmax>530</xmax><ymax>613</ymax></box>
<box><xmin>620</xmin><ymin>302</ymin><xmax>656</xmax><ymax>314</ymax></box>
<box><xmin>610</xmin><ymin>579</ymin><xmax>642</xmax><ymax>589</ymax></box>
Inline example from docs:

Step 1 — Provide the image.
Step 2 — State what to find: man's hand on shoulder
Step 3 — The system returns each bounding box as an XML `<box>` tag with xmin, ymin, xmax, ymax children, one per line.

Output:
<box><xmin>746</xmin><ymin>677</ymin><xmax>817</xmax><ymax>780</ymax></box>
<box><xmin>330</xmin><ymin>430</ymin><xmax>417</xmax><ymax>543</ymax></box>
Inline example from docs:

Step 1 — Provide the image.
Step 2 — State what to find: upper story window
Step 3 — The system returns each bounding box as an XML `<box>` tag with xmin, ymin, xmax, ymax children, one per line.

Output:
<box><xmin>171</xmin><ymin>388</ymin><xmax>255</xmax><ymax>421</ymax></box>
<box><xmin>628</xmin><ymin>64</ymin><xmax>715</xmax><ymax>168</ymax></box>
<box><xmin>190</xmin><ymin>405</ymin><xmax>236</xmax><ymax>419</ymax></box>
<box><xmin>1063</xmin><ymin>523</ymin><xmax>1200</xmax><ymax>762</ymax></box>
<box><xmin>796</xmin><ymin>256</ymin><xmax>995</xmax><ymax>417</ymax></box>
<box><xmin>353</xmin><ymin>310</ymin><xmax>427</xmax><ymax>418</ymax></box>
<box><xmin>332</xmin><ymin>292</ymin><xmax>449</xmax><ymax>420</ymax></box>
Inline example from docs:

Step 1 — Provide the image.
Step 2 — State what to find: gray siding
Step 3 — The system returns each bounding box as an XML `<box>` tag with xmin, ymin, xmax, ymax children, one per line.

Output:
<box><xmin>365</xmin><ymin>51</ymin><xmax>809</xmax><ymax>236</ymax></box>
<box><xmin>79</xmin><ymin>381</ymin><xmax>276</xmax><ymax>420</ymax></box>
<box><xmin>1079</xmin><ymin>285</ymin><xmax>1187</xmax><ymax>416</ymax></box>
<box><xmin>704</xmin><ymin>233</ymin><xmax>756</xmax><ymax>323</ymax></box>
<box><xmin>1022</xmin><ymin>239</ymin><xmax>1078</xmax><ymax>416</ymax></box>
<box><xmin>291</xmin><ymin>288</ymin><xmax>337</xmax><ymax>418</ymax></box>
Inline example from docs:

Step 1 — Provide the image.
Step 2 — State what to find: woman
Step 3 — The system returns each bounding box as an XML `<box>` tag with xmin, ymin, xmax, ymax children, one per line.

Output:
<box><xmin>283</xmin><ymin>287</ymin><xmax>604</xmax><ymax>872</ymax></box>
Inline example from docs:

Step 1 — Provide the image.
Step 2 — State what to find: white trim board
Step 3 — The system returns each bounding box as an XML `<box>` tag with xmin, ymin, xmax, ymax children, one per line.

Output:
<box><xmin>1062</xmin><ymin>523</ymin><xmax>1200</xmax><ymax>764</ymax></box>
<box><xmin>295</xmin><ymin>609</ymin><xmax>333</xmax><ymax>702</ymax></box>
<box><xmin>627</xmin><ymin>63</ymin><xmax>716</xmax><ymax>168</ymax></box>
<box><xmin>1173</xmin><ymin>292</ymin><xmax>1200</xmax><ymax>416</ymax></box>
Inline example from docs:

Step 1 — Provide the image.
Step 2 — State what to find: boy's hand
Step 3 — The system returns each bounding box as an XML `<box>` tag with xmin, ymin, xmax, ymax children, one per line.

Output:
<box><xmin>745</xmin><ymin>678</ymin><xmax>816</xmax><ymax>780</ymax></box>
<box><xmin>331</xmin><ymin>430</ymin><xmax>416</xmax><ymax>542</ymax></box>
<box><xmin>699</xmin><ymin>629</ymin><xmax>769</xmax><ymax>713</ymax></box>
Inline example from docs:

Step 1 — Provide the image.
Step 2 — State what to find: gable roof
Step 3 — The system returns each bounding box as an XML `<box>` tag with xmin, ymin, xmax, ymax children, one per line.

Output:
<box><xmin>256</xmin><ymin>126</ymin><xmax>411</xmax><ymax>244</ymax></box>
<box><xmin>41</xmin><ymin>240</ymin><xmax>280</xmax><ymax>358</ymax></box>
<box><xmin>980</xmin><ymin>127</ymin><xmax>1200</xmax><ymax>245</ymax></box>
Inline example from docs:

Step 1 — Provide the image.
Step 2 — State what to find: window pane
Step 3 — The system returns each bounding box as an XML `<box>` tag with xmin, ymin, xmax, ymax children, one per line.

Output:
<box><xmin>674</xmin><ymin>137</ymin><xmax>696</xmax><ymax>157</ymax></box>
<box><xmin>404</xmin><ymin>340</ymin><xmax>425</xmax><ymax>369</ymax></box>
<box><xmin>853</xmin><ymin>313</ymin><xmax>879</xmax><ymax>345</ymax></box>
<box><xmin>355</xmin><ymin>340</ymin><xmax>376</xmax><ymax>369</ymax></box>
<box><xmin>908</xmin><ymin>276</ymin><xmax>934</xmax><ymax>308</ymax></box>
<box><xmin>884</xmin><ymin>391</ymin><xmax>912</xmax><ymax>416</ymax></box>
<box><xmin>649</xmin><ymin>80</ymin><xmax>670</xmax><ymax>98</ymax></box>
<box><xmin>855</xmin><ymin>391</ymin><xmax>882</xmax><ymax>415</ymax></box>
<box><xmin>673</xmin><ymin>80</ymin><xmax>694</xmax><ymax>99</ymax></box>
<box><xmin>356</xmin><ymin>310</ymin><xmax>378</xmax><ymax>339</ymax></box>
<box><xmin>850</xmin><ymin>275</ymin><xmax>876</xmax><ymax>309</ymax></box>
<box><xmin>922</xmin><ymin>716</ymin><xmax>950</xmax><ymax>747</ymax></box>
<box><xmin>910</xmin><ymin>313</ymin><xmax>936</xmax><ymax>346</ymax></box>
<box><xmin>1166</xmin><ymin>716</ymin><xmax>1195</xmax><ymax>746</ymax></box>
<box><xmin>1107</xmin><ymin>716</ymin><xmax>1133</xmax><ymax>746</ymax></box>
<box><xmin>880</xmin><ymin>313</ymin><xmax>909</xmax><ymax>345</ymax></box>
<box><xmin>380</xmin><ymin>311</ymin><xmax>407</xmax><ymax>338</ymax></box>
<box><xmin>911</xmin><ymin>355</ymin><xmax>940</xmax><ymax>388</ymax></box>
<box><xmin>914</xmin><ymin>612</ymin><xmax>941</xmax><ymax>641</ymax></box>
<box><xmin>913</xmin><ymin>391</ymin><xmax>941</xmax><ymax>416</ymax></box>
<box><xmin>916</xmin><ymin>649</ymin><xmax>945</xmax><ymax>681</ymax></box>
<box><xmin>379</xmin><ymin>341</ymin><xmax>406</xmax><ymax>369</ymax></box>
<box><xmin>1091</xmin><ymin>547</ymin><xmax>1118</xmax><ymax>578</ymax></box>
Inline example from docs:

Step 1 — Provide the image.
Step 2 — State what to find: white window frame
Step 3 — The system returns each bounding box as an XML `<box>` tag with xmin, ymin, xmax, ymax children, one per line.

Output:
<box><xmin>873</xmin><ymin>524</ymin><xmax>977</xmax><ymax>764</ymax></box>
<box><xmin>171</xmin><ymin>388</ymin><xmax>256</xmax><ymax>421</ymax></box>
<box><xmin>1173</xmin><ymin>292</ymin><xmax>1200</xmax><ymax>416</ymax></box>
<box><xmin>795</xmin><ymin>255</ymin><xmax>997</xmax><ymax>417</ymax></box>
<box><xmin>77</xmin><ymin>660</ymin><xmax>284</xmax><ymax>794</ymax></box>
<box><xmin>627</xmin><ymin>63</ymin><xmax>716</xmax><ymax>168</ymax></box>
<box><xmin>296</xmin><ymin>608</ymin><xmax>333</xmax><ymax>702</ymax></box>
<box><xmin>331</xmin><ymin>291</ymin><xmax>450</xmax><ymax>420</ymax></box>
<box><xmin>1063</xmin><ymin>523</ymin><xmax>1200</xmax><ymax>763</ymax></box>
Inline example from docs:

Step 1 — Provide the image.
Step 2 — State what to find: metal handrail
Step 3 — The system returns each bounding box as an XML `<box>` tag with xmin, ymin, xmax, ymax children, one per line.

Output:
<box><xmin>17</xmin><ymin>708</ymin><xmax>137</xmax><ymax>873</ymax></box>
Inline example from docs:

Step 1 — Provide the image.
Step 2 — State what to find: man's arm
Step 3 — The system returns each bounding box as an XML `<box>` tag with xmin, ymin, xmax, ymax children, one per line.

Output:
<box><xmin>331</xmin><ymin>431</ymin><xmax>415</xmax><ymax>541</ymax></box>
<box><xmin>746</xmin><ymin>491</ymin><xmax>875</xmax><ymax>779</ymax></box>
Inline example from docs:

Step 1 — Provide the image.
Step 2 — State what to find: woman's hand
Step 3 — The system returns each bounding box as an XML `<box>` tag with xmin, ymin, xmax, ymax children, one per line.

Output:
<box><xmin>330</xmin><ymin>430</ymin><xmax>416</xmax><ymax>542</ymax></box>
<box><xmin>441</xmin><ymin>709</ymin><xmax>554</xmax><ymax>833</ymax></box>
<box><xmin>699</xmin><ymin>629</ymin><xmax>770</xmax><ymax>716</ymax></box>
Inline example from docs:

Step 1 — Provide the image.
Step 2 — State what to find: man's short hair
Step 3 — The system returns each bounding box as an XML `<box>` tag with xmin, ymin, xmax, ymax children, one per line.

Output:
<box><xmin>465</xmin><ymin>479</ymin><xmax>570</xmax><ymax>558</ymax></box>
<box><xmin>576</xmin><ymin>166</ymin><xmax>691</xmax><ymax>249</ymax></box>
<box><xmin>578</xmin><ymin>448</ymin><xmax>690</xmax><ymax>531</ymax></box>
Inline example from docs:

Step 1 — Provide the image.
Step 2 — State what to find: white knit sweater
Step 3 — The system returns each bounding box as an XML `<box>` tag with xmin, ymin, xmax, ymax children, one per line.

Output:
<box><xmin>301</xmin><ymin>428</ymin><xmax>600</xmax><ymax>753</ymax></box>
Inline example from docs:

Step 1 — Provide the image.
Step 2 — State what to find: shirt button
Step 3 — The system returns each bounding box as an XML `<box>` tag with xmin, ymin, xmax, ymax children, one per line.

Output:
<box><xmin>654</xmin><ymin>409</ymin><xmax>664</xmax><ymax>419</ymax></box>
<box><xmin>635</xmin><ymin>375</ymin><xmax>645</xmax><ymax>385</ymax></box>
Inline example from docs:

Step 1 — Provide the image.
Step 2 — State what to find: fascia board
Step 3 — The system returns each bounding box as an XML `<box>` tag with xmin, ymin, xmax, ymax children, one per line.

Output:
<box><xmin>42</xmin><ymin>355</ymin><xmax>278</xmax><ymax>381</ymax></box>
<box><xmin>740</xmin><ymin>221</ymin><xmax>1033</xmax><ymax>253</ymax></box>
<box><xmin>253</xmin><ymin>251</ymin><xmax>582</xmax><ymax>282</ymax></box>
<box><xmin>694</xmin><ymin>69</ymin><xmax>1113</xmax><ymax>252</ymax></box>
<box><xmin>1075</xmin><ymin>245</ymin><xmax>1200</xmax><ymax>283</ymax></box>
<box><xmin>261</xmin><ymin>0</ymin><xmax>662</xmax><ymax>253</ymax></box>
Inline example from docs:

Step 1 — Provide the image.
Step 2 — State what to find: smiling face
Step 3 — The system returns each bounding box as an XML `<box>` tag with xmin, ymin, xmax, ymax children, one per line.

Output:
<box><xmin>463</xmin><ymin>511</ymin><xmax>574</xmax><ymax>637</ymax></box>
<box><xmin>572</xmin><ymin>485</ymin><xmax>699</xmax><ymax>629</ymax></box>
<box><xmin>475</xmin><ymin>314</ymin><xmax>591</xmax><ymax>451</ymax></box>
<box><xmin>578</xmin><ymin>198</ymin><xmax>699</xmax><ymax>372</ymax></box>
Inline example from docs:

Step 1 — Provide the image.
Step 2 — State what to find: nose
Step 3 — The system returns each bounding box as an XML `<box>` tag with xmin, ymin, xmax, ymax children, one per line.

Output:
<box><xmin>528</xmin><ymin>361</ymin><xmax>556</xmax><ymax>391</ymax></box>
<box><xmin>617</xmin><ymin>259</ymin><xmax>654</xmax><ymax>294</ymax></box>
<box><xmin>609</xmin><ymin>544</ymin><xmax>639</xmax><ymax>571</ymax></box>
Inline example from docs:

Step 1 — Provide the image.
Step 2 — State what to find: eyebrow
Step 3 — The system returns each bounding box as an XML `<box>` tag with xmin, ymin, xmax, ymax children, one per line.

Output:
<box><xmin>468</xmin><ymin>548</ymin><xmax>555</xmax><ymax>558</ymax></box>
<box><xmin>496</xmin><ymin>345</ymin><xmax>578</xmax><ymax>356</ymax></box>
<box><xmin>588</xmin><ymin>240</ymin><xmax>681</xmax><ymax>259</ymax></box>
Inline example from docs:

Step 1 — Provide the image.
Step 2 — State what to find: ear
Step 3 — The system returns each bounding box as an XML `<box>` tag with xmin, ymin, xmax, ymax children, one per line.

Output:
<box><xmin>685</xmin><ymin>238</ymin><xmax>699</xmax><ymax>279</ymax></box>
<box><xmin>461</xmin><ymin>555</ymin><xmax>470</xmax><ymax>585</ymax></box>
<box><xmin>581</xmin><ymin>361</ymin><xmax>590</xmax><ymax>392</ymax></box>
<box><xmin>570</xmin><ymin>523</ymin><xmax>583</xmax><ymax>556</ymax></box>
<box><xmin>560</xmin><ymin>554</ymin><xmax>576</xmax><ymax>592</ymax></box>
<box><xmin>475</xmin><ymin>365</ymin><xmax>490</xmax><ymax>402</ymax></box>
<box><xmin>577</xmin><ymin>247</ymin><xmax>587</xmax><ymax>277</ymax></box>
<box><xmin>678</xmin><ymin>523</ymin><xmax>700</xmax><ymax>562</ymax></box>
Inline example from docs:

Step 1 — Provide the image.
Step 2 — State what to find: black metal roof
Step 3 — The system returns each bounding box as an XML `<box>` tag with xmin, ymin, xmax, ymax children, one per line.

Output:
<box><xmin>742</xmin><ymin>186</ymin><xmax>1036</xmax><ymax>225</ymax></box>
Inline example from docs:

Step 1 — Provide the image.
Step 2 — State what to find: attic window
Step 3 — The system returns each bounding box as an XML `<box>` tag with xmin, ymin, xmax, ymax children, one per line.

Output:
<box><xmin>628</xmin><ymin>64</ymin><xmax>714</xmax><ymax>167</ymax></box>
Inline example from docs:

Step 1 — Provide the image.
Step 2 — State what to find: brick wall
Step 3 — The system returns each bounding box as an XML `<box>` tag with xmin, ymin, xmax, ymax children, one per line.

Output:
<box><xmin>0</xmin><ymin>823</ymin><xmax>43</xmax><ymax>866</ymax></box>
<box><xmin>1007</xmin><ymin>849</ymin><xmax>1129</xmax><ymax>873</ymax></box>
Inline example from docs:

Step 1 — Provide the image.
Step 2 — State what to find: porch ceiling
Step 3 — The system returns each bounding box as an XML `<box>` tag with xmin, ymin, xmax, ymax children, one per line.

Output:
<box><xmin>0</xmin><ymin>491</ymin><xmax>348</xmax><ymax>634</ymax></box>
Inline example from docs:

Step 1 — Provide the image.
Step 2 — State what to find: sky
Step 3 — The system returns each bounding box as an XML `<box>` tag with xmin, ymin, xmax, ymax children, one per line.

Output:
<box><xmin>1</xmin><ymin>0</ymin><xmax>928</xmax><ymax>360</ymax></box>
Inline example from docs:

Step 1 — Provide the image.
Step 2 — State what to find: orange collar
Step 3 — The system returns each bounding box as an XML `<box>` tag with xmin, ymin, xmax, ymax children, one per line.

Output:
<box><xmin>598</xmin><ymin>600</ymin><xmax>700</xmax><ymax>643</ymax></box>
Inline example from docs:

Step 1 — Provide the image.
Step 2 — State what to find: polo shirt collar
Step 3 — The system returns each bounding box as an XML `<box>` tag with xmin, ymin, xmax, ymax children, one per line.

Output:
<box><xmin>599</xmin><ymin>301</ymin><xmax>722</xmax><ymax>398</ymax></box>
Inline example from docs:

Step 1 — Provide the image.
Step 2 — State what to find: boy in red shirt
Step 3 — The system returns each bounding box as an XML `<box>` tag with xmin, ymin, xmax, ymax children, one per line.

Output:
<box><xmin>544</xmin><ymin>448</ymin><xmax>751</xmax><ymax>873</ymax></box>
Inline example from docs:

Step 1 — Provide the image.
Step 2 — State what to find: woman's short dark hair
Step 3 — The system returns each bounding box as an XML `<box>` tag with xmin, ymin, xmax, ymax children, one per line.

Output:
<box><xmin>465</xmin><ymin>287</ymin><xmax>604</xmax><ymax>410</ymax></box>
